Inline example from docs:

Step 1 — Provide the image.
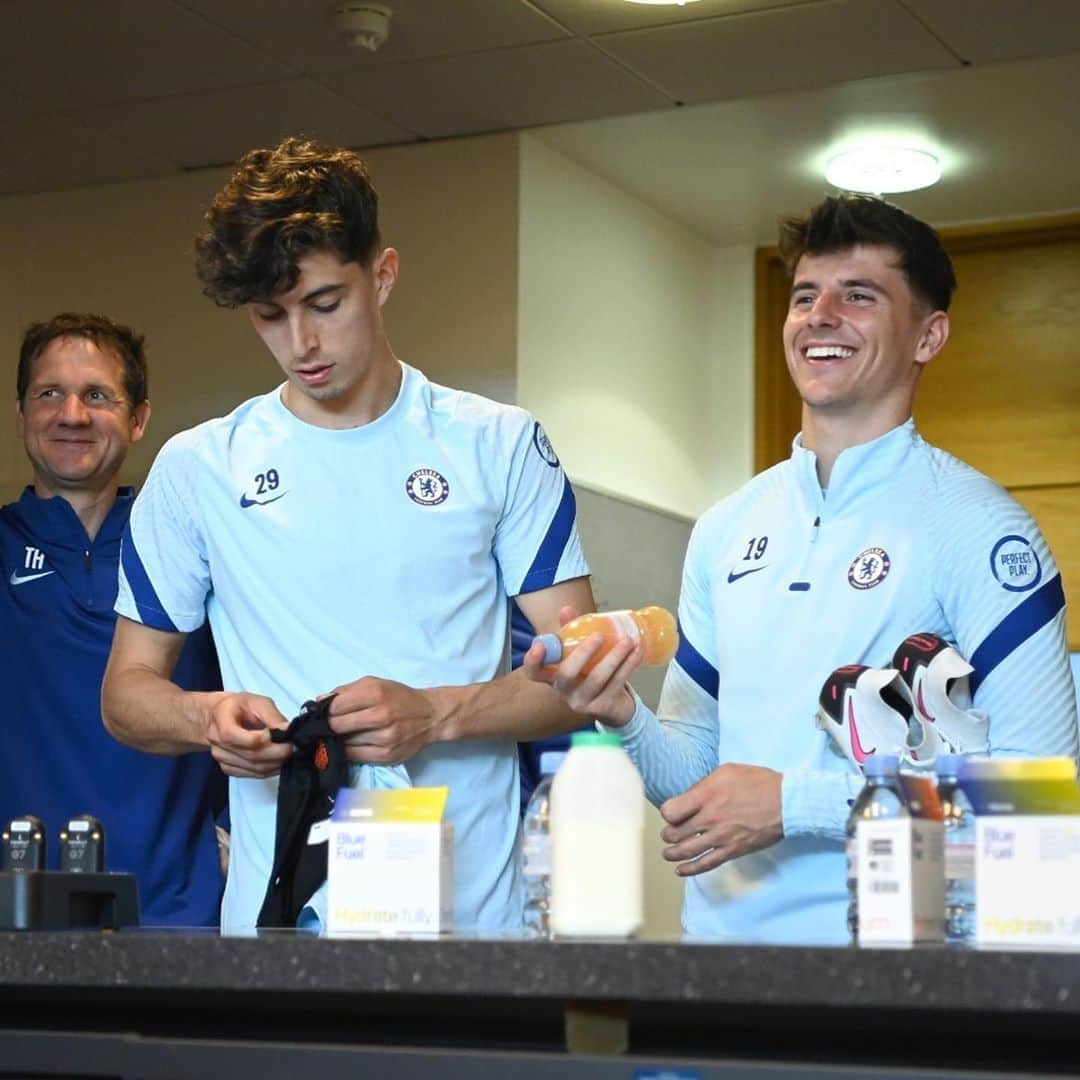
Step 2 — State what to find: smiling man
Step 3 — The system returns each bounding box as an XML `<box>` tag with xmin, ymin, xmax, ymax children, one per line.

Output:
<box><xmin>101</xmin><ymin>138</ymin><xmax>593</xmax><ymax>934</ymax></box>
<box><xmin>0</xmin><ymin>313</ymin><xmax>224</xmax><ymax>925</ymax></box>
<box><xmin>525</xmin><ymin>195</ymin><xmax>1076</xmax><ymax>943</ymax></box>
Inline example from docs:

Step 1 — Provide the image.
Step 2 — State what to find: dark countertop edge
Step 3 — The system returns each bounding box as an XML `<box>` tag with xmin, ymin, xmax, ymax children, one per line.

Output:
<box><xmin>0</xmin><ymin>932</ymin><xmax>1077</xmax><ymax>1014</ymax></box>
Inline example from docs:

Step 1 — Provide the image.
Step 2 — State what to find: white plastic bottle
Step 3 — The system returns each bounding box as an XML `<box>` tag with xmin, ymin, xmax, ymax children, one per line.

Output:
<box><xmin>521</xmin><ymin>750</ymin><xmax>566</xmax><ymax>937</ymax></box>
<box><xmin>549</xmin><ymin>731</ymin><xmax>644</xmax><ymax>937</ymax></box>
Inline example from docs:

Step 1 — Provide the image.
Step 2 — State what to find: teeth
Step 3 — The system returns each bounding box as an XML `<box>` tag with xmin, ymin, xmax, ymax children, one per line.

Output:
<box><xmin>806</xmin><ymin>346</ymin><xmax>855</xmax><ymax>359</ymax></box>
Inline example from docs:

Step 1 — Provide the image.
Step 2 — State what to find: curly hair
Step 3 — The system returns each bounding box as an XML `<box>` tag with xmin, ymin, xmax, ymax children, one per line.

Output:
<box><xmin>778</xmin><ymin>194</ymin><xmax>956</xmax><ymax>312</ymax></box>
<box><xmin>18</xmin><ymin>312</ymin><xmax>148</xmax><ymax>407</ymax></box>
<box><xmin>195</xmin><ymin>137</ymin><xmax>382</xmax><ymax>308</ymax></box>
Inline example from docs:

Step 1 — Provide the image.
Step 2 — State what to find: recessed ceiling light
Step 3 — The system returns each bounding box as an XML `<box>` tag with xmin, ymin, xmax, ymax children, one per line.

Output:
<box><xmin>825</xmin><ymin>146</ymin><xmax>941</xmax><ymax>194</ymax></box>
<box><xmin>624</xmin><ymin>1</ymin><xmax>703</xmax><ymax>6</ymax></box>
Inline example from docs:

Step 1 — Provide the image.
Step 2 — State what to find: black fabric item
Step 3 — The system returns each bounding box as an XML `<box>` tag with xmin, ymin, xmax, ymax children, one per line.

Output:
<box><xmin>256</xmin><ymin>695</ymin><xmax>348</xmax><ymax>928</ymax></box>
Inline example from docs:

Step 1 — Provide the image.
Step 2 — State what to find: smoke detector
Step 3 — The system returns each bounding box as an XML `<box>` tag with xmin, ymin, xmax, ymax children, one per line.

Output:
<box><xmin>331</xmin><ymin>3</ymin><xmax>392</xmax><ymax>51</ymax></box>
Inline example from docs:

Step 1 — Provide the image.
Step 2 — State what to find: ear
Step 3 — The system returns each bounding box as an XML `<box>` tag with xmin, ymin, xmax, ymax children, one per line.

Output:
<box><xmin>914</xmin><ymin>310</ymin><xmax>949</xmax><ymax>369</ymax></box>
<box><xmin>14</xmin><ymin>398</ymin><xmax>24</xmax><ymax>440</ymax></box>
<box><xmin>373</xmin><ymin>247</ymin><xmax>399</xmax><ymax>307</ymax></box>
<box><xmin>129</xmin><ymin>400</ymin><xmax>152</xmax><ymax>444</ymax></box>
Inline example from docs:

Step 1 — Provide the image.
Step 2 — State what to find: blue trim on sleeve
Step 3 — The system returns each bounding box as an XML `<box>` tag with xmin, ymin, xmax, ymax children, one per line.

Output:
<box><xmin>120</xmin><ymin>526</ymin><xmax>179</xmax><ymax>633</ymax></box>
<box><xmin>674</xmin><ymin>620</ymin><xmax>719</xmax><ymax>700</ymax></box>
<box><xmin>518</xmin><ymin>474</ymin><xmax>576</xmax><ymax>594</ymax></box>
<box><xmin>969</xmin><ymin>574</ymin><xmax>1066</xmax><ymax>694</ymax></box>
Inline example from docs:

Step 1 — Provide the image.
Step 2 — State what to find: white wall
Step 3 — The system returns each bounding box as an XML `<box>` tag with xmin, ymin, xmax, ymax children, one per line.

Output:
<box><xmin>0</xmin><ymin>133</ymin><xmax>520</xmax><ymax>496</ymax></box>
<box><xmin>517</xmin><ymin>134</ymin><xmax>755</xmax><ymax>520</ymax></box>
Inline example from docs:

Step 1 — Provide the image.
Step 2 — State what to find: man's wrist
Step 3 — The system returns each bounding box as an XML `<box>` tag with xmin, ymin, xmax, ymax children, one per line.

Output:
<box><xmin>424</xmin><ymin>684</ymin><xmax>460</xmax><ymax>743</ymax></box>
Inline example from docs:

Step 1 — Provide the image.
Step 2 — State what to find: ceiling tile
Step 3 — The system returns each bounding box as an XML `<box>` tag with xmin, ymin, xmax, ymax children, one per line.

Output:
<box><xmin>596</xmin><ymin>0</ymin><xmax>959</xmax><ymax>103</ymax></box>
<box><xmin>534</xmin><ymin>0</ymin><xmax>819</xmax><ymax>35</ymax></box>
<box><xmin>76</xmin><ymin>79</ymin><xmax>414</xmax><ymax>170</ymax></box>
<box><xmin>902</xmin><ymin>0</ymin><xmax>1080</xmax><ymax>64</ymax></box>
<box><xmin>178</xmin><ymin>0</ymin><xmax>568</xmax><ymax>74</ymax></box>
<box><xmin>535</xmin><ymin>52</ymin><xmax>1080</xmax><ymax>246</ymax></box>
<box><xmin>0</xmin><ymin>0</ymin><xmax>293</xmax><ymax>112</ymax></box>
<box><xmin>322</xmin><ymin>38</ymin><xmax>669</xmax><ymax>138</ymax></box>
<box><xmin>0</xmin><ymin>114</ymin><xmax>177</xmax><ymax>197</ymax></box>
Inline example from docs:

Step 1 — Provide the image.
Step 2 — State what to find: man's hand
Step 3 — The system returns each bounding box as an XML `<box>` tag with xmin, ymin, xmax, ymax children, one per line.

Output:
<box><xmin>659</xmin><ymin>763</ymin><xmax>783</xmax><ymax>876</ymax></box>
<box><xmin>521</xmin><ymin>605</ymin><xmax>641</xmax><ymax>727</ymax></box>
<box><xmin>324</xmin><ymin>677</ymin><xmax>441</xmax><ymax>765</ymax></box>
<box><xmin>206</xmin><ymin>693</ymin><xmax>292</xmax><ymax>779</ymax></box>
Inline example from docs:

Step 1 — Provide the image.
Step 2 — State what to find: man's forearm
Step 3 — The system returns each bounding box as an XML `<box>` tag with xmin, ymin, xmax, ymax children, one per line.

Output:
<box><xmin>102</xmin><ymin>666</ymin><xmax>220</xmax><ymax>755</ymax></box>
<box><xmin>432</xmin><ymin>668</ymin><xmax>585</xmax><ymax>743</ymax></box>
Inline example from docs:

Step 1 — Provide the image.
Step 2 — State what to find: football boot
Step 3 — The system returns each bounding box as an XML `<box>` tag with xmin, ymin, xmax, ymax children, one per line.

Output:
<box><xmin>892</xmin><ymin>633</ymin><xmax>989</xmax><ymax>755</ymax></box>
<box><xmin>816</xmin><ymin>664</ymin><xmax>913</xmax><ymax>771</ymax></box>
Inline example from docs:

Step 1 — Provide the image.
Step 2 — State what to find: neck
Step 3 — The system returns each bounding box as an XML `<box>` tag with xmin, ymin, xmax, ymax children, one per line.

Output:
<box><xmin>800</xmin><ymin>407</ymin><xmax>911</xmax><ymax>488</ymax></box>
<box><xmin>33</xmin><ymin>481</ymin><xmax>118</xmax><ymax>542</ymax></box>
<box><xmin>283</xmin><ymin>347</ymin><xmax>402</xmax><ymax>430</ymax></box>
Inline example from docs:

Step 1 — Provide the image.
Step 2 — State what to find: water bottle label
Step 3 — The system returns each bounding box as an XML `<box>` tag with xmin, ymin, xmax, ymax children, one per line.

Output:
<box><xmin>522</xmin><ymin>835</ymin><xmax>551</xmax><ymax>876</ymax></box>
<box><xmin>945</xmin><ymin>843</ymin><xmax>975</xmax><ymax>881</ymax></box>
<box><xmin>606</xmin><ymin>610</ymin><xmax>641</xmax><ymax>642</ymax></box>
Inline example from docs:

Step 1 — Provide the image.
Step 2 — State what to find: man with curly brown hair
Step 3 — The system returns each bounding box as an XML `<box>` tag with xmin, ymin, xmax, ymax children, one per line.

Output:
<box><xmin>102</xmin><ymin>138</ymin><xmax>594</xmax><ymax>933</ymax></box>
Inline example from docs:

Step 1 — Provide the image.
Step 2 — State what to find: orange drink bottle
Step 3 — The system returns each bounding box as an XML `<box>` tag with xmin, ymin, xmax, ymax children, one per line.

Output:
<box><xmin>533</xmin><ymin>606</ymin><xmax>678</xmax><ymax>673</ymax></box>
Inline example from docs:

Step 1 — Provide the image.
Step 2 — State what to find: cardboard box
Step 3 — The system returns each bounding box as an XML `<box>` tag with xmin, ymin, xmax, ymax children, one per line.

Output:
<box><xmin>327</xmin><ymin>787</ymin><xmax>453</xmax><ymax>935</ymax></box>
<box><xmin>856</xmin><ymin>773</ymin><xmax>944</xmax><ymax>945</ymax></box>
<box><xmin>959</xmin><ymin>757</ymin><xmax>1080</xmax><ymax>948</ymax></box>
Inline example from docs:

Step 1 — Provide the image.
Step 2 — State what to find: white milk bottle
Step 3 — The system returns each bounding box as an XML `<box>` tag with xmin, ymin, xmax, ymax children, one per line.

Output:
<box><xmin>549</xmin><ymin>731</ymin><xmax>644</xmax><ymax>937</ymax></box>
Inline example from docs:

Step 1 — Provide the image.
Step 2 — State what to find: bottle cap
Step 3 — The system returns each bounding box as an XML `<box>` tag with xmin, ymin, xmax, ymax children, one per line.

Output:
<box><xmin>570</xmin><ymin>731</ymin><xmax>622</xmax><ymax>748</ymax></box>
<box><xmin>533</xmin><ymin>633</ymin><xmax>563</xmax><ymax>665</ymax></box>
<box><xmin>863</xmin><ymin>753</ymin><xmax>900</xmax><ymax>776</ymax></box>
<box><xmin>538</xmin><ymin>751</ymin><xmax>567</xmax><ymax>776</ymax></box>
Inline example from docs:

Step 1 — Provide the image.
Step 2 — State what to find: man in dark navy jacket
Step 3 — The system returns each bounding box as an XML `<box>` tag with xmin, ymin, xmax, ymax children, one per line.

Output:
<box><xmin>0</xmin><ymin>312</ymin><xmax>224</xmax><ymax>926</ymax></box>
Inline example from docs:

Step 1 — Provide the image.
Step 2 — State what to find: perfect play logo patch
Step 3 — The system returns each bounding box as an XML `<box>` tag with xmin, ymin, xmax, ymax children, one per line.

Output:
<box><xmin>990</xmin><ymin>534</ymin><xmax>1041</xmax><ymax>592</ymax></box>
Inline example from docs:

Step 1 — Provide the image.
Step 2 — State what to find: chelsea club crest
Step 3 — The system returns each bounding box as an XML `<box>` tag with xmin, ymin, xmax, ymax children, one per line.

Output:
<box><xmin>848</xmin><ymin>547</ymin><xmax>891</xmax><ymax>590</ymax></box>
<box><xmin>405</xmin><ymin>468</ymin><xmax>449</xmax><ymax>506</ymax></box>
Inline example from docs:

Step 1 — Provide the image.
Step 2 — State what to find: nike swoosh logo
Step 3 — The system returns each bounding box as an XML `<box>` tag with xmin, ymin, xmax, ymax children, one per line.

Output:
<box><xmin>847</xmin><ymin>698</ymin><xmax>875</xmax><ymax>763</ymax></box>
<box><xmin>727</xmin><ymin>565</ymin><xmax>767</xmax><ymax>583</ymax></box>
<box><xmin>239</xmin><ymin>492</ymin><xmax>288</xmax><ymax>509</ymax></box>
<box><xmin>9</xmin><ymin>570</ymin><xmax>56</xmax><ymax>586</ymax></box>
<box><xmin>916</xmin><ymin>682</ymin><xmax>937</xmax><ymax>724</ymax></box>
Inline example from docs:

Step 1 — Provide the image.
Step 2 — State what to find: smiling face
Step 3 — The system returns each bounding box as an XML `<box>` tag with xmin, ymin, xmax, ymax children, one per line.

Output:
<box><xmin>248</xmin><ymin>247</ymin><xmax>399</xmax><ymax>427</ymax></box>
<box><xmin>782</xmin><ymin>244</ymin><xmax>949</xmax><ymax>441</ymax></box>
<box><xmin>16</xmin><ymin>335</ymin><xmax>150</xmax><ymax>500</ymax></box>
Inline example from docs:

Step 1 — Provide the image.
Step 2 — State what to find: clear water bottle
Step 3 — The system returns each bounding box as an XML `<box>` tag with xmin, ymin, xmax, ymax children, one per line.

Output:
<box><xmin>845</xmin><ymin>753</ymin><xmax>905</xmax><ymax>942</ymax></box>
<box><xmin>522</xmin><ymin>751</ymin><xmax>566</xmax><ymax>936</ymax></box>
<box><xmin>937</xmin><ymin>753</ymin><xmax>976</xmax><ymax>945</ymax></box>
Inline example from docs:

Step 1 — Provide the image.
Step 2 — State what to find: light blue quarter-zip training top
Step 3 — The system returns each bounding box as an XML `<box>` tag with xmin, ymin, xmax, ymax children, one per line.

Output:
<box><xmin>611</xmin><ymin>420</ymin><xmax>1076</xmax><ymax>944</ymax></box>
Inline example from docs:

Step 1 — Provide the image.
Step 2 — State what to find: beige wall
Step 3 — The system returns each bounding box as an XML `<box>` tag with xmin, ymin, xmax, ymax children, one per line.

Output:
<box><xmin>517</xmin><ymin>134</ymin><xmax>755</xmax><ymax>521</ymax></box>
<box><xmin>0</xmin><ymin>132</ymin><xmax>520</xmax><ymax>497</ymax></box>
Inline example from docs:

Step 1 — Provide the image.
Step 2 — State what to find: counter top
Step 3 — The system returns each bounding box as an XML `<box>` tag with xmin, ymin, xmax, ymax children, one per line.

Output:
<box><xmin>1</xmin><ymin>929</ymin><xmax>1078</xmax><ymax>1014</ymax></box>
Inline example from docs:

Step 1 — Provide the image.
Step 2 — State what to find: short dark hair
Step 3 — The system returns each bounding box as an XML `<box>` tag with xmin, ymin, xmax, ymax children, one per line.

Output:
<box><xmin>195</xmin><ymin>136</ymin><xmax>382</xmax><ymax>308</ymax></box>
<box><xmin>18</xmin><ymin>312</ymin><xmax>148</xmax><ymax>407</ymax></box>
<box><xmin>778</xmin><ymin>195</ymin><xmax>957</xmax><ymax>312</ymax></box>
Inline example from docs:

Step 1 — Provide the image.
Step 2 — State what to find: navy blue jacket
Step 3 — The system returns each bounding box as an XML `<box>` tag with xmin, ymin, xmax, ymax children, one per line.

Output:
<box><xmin>0</xmin><ymin>486</ymin><xmax>224</xmax><ymax>926</ymax></box>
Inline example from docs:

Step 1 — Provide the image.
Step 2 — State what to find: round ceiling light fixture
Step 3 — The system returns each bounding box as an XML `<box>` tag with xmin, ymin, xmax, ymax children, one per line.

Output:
<box><xmin>825</xmin><ymin>146</ymin><xmax>941</xmax><ymax>194</ymax></box>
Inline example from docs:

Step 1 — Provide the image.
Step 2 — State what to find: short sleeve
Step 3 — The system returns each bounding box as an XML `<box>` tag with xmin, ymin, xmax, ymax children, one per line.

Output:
<box><xmin>494</xmin><ymin>417</ymin><xmax>589</xmax><ymax>596</ymax></box>
<box><xmin>116</xmin><ymin>436</ymin><xmax>212</xmax><ymax>633</ymax></box>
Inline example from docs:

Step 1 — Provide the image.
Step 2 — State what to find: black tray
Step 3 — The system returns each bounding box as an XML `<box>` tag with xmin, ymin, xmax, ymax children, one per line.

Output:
<box><xmin>0</xmin><ymin>870</ymin><xmax>139</xmax><ymax>930</ymax></box>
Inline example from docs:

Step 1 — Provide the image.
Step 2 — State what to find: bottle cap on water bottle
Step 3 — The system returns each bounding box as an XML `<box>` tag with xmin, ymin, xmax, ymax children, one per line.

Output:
<box><xmin>570</xmin><ymin>731</ymin><xmax>622</xmax><ymax>749</ymax></box>
<box><xmin>863</xmin><ymin>753</ymin><xmax>900</xmax><ymax>776</ymax></box>
<box><xmin>533</xmin><ymin>633</ymin><xmax>563</xmax><ymax>664</ymax></box>
<box><xmin>538</xmin><ymin>751</ymin><xmax>567</xmax><ymax>776</ymax></box>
